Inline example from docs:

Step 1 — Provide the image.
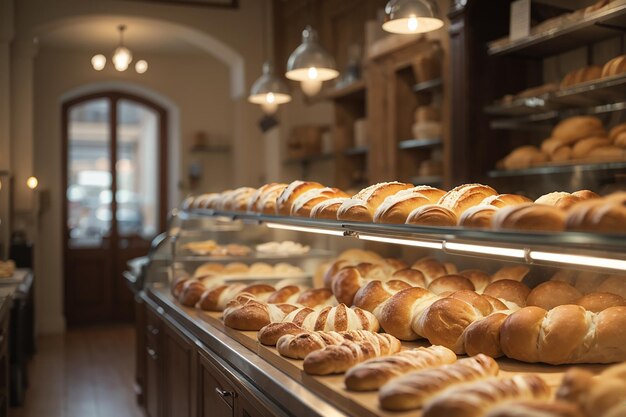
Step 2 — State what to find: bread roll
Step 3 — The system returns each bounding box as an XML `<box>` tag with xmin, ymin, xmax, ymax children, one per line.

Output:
<box><xmin>502</xmin><ymin>146</ymin><xmax>549</xmax><ymax>170</ymax></box>
<box><xmin>601</xmin><ymin>55</ymin><xmax>626</xmax><ymax>78</ymax></box>
<box><xmin>337</xmin><ymin>182</ymin><xmax>413</xmax><ymax>222</ymax></box>
<box><xmin>178</xmin><ymin>280</ymin><xmax>206</xmax><ymax>307</ymax></box>
<box><xmin>193</xmin><ymin>192</ymin><xmax>221</xmax><ymax>209</ymax></box>
<box><xmin>438</xmin><ymin>183</ymin><xmax>498</xmax><ymax>216</ymax></box>
<box><xmin>344</xmin><ymin>345</ymin><xmax>456</xmax><ymax>391</ymax></box>
<box><xmin>247</xmin><ymin>183</ymin><xmax>288</xmax><ymax>214</ymax></box>
<box><xmin>406</xmin><ymin>204</ymin><xmax>458</xmax><ymax>226</ymax></box>
<box><xmin>275</xmin><ymin>181</ymin><xmax>325</xmax><ymax>215</ymax></box>
<box><xmin>587</xmin><ymin>145</ymin><xmax>626</xmax><ymax>161</ymax></box>
<box><xmin>353</xmin><ymin>280</ymin><xmax>413</xmax><ymax>315</ymax></box>
<box><xmin>492</xmin><ymin>265</ymin><xmax>530</xmax><ymax>282</ymax></box>
<box><xmin>542</xmin><ymin>136</ymin><xmax>567</xmax><ymax>155</ymax></box>
<box><xmin>276</xmin><ymin>329</ymin><xmax>373</xmax><ymax>359</ymax></box>
<box><xmin>310</xmin><ymin>197</ymin><xmax>349</xmax><ymax>219</ymax></box>
<box><xmin>378</xmin><ymin>354</ymin><xmax>499</xmax><ymax>411</ymax></box>
<box><xmin>552</xmin><ymin>145</ymin><xmax>573</xmax><ymax>162</ymax></box>
<box><xmin>220</xmin><ymin>187</ymin><xmax>257</xmax><ymax>211</ymax></box>
<box><xmin>291</xmin><ymin>187</ymin><xmax>349</xmax><ymax>217</ymax></box>
<box><xmin>596</xmin><ymin>275</ymin><xmax>626</xmax><ymax>298</ymax></box>
<box><xmin>427</xmin><ymin>274</ymin><xmax>475</xmax><ymax>295</ymax></box>
<box><xmin>552</xmin><ymin>116</ymin><xmax>605</xmax><ymax>144</ymax></box>
<box><xmin>458</xmin><ymin>205</ymin><xmax>498</xmax><ymax>228</ymax></box>
<box><xmin>572</xmin><ymin>189</ymin><xmax>600</xmax><ymax>201</ymax></box>
<box><xmin>527</xmin><ymin>281</ymin><xmax>582</xmax><ymax>310</ymax></box>
<box><xmin>483</xmin><ymin>279</ymin><xmax>530</xmax><ymax>308</ymax></box>
<box><xmin>331</xmin><ymin>263</ymin><xmax>388</xmax><ymax>305</ymax></box>
<box><xmin>500</xmin><ymin>305</ymin><xmax>626</xmax><ymax>364</ymax></box>
<box><xmin>575</xmin><ymin>292</ymin><xmax>625</xmax><ymax>312</ymax></box>
<box><xmin>422</xmin><ymin>375</ymin><xmax>550</xmax><ymax>417</ymax></box>
<box><xmin>481</xmin><ymin>193</ymin><xmax>532</xmax><ymax>208</ymax></box>
<box><xmin>458</xmin><ymin>269</ymin><xmax>492</xmax><ymax>292</ymax></box>
<box><xmin>492</xmin><ymin>203</ymin><xmax>566</xmax><ymax>231</ymax></box>
<box><xmin>295</xmin><ymin>288</ymin><xmax>336</xmax><ymax>308</ymax></box>
<box><xmin>411</xmin><ymin>257</ymin><xmax>450</xmax><ymax>283</ymax></box>
<box><xmin>535</xmin><ymin>192</ymin><xmax>582</xmax><ymax>210</ymax></box>
<box><xmin>223</xmin><ymin>298</ymin><xmax>299</xmax><ymax>331</ymax></box>
<box><xmin>614</xmin><ymin>132</ymin><xmax>626</xmax><ymax>148</ymax></box>
<box><xmin>373</xmin><ymin>186</ymin><xmax>445</xmax><ymax>224</ymax></box>
<box><xmin>565</xmin><ymin>199</ymin><xmax>626</xmax><ymax>233</ymax></box>
<box><xmin>484</xmin><ymin>401</ymin><xmax>585</xmax><ymax>417</ymax></box>
<box><xmin>378</xmin><ymin>287</ymin><xmax>440</xmax><ymax>340</ymax></box>
<box><xmin>302</xmin><ymin>333</ymin><xmax>402</xmax><ymax>375</ymax></box>
<box><xmin>463</xmin><ymin>312</ymin><xmax>510</xmax><ymax>357</ymax></box>
<box><xmin>572</xmin><ymin>137</ymin><xmax>612</xmax><ymax>159</ymax></box>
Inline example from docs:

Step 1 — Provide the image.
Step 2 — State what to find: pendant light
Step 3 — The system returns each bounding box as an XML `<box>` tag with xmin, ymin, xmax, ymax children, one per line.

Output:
<box><xmin>249</xmin><ymin>62</ymin><xmax>292</xmax><ymax>115</ymax></box>
<box><xmin>112</xmin><ymin>25</ymin><xmax>133</xmax><ymax>71</ymax></box>
<box><xmin>382</xmin><ymin>0</ymin><xmax>444</xmax><ymax>34</ymax></box>
<box><xmin>285</xmin><ymin>26</ymin><xmax>338</xmax><ymax>96</ymax></box>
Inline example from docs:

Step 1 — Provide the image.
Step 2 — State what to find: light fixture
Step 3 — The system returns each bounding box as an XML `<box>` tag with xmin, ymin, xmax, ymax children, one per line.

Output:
<box><xmin>265</xmin><ymin>222</ymin><xmax>345</xmax><ymax>236</ymax></box>
<box><xmin>529</xmin><ymin>251</ymin><xmax>626</xmax><ymax>272</ymax></box>
<box><xmin>26</xmin><ymin>176</ymin><xmax>38</xmax><ymax>190</ymax></box>
<box><xmin>90</xmin><ymin>25</ymin><xmax>148</xmax><ymax>73</ymax></box>
<box><xmin>249</xmin><ymin>62</ymin><xmax>292</xmax><ymax>115</ymax></box>
<box><xmin>444</xmin><ymin>242</ymin><xmax>526</xmax><ymax>259</ymax></box>
<box><xmin>358</xmin><ymin>233</ymin><xmax>443</xmax><ymax>249</ymax></box>
<box><xmin>383</xmin><ymin>0</ymin><xmax>444</xmax><ymax>34</ymax></box>
<box><xmin>135</xmin><ymin>60</ymin><xmax>148</xmax><ymax>74</ymax></box>
<box><xmin>285</xmin><ymin>26</ymin><xmax>339</xmax><ymax>96</ymax></box>
<box><xmin>91</xmin><ymin>54</ymin><xmax>106</xmax><ymax>71</ymax></box>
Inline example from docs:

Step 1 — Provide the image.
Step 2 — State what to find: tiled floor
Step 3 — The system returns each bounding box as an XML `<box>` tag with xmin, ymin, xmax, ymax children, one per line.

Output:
<box><xmin>9</xmin><ymin>325</ymin><xmax>144</xmax><ymax>417</ymax></box>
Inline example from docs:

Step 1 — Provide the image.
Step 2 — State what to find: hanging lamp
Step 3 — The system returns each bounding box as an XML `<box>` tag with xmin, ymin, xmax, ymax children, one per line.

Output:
<box><xmin>249</xmin><ymin>62</ymin><xmax>292</xmax><ymax>115</ymax></box>
<box><xmin>382</xmin><ymin>0</ymin><xmax>444</xmax><ymax>34</ymax></box>
<box><xmin>285</xmin><ymin>26</ymin><xmax>338</xmax><ymax>96</ymax></box>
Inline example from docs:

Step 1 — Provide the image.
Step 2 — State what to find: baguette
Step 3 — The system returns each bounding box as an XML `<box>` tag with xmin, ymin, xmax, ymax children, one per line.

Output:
<box><xmin>484</xmin><ymin>401</ymin><xmax>585</xmax><ymax>417</ymax></box>
<box><xmin>276</xmin><ymin>329</ymin><xmax>392</xmax><ymax>359</ymax></box>
<box><xmin>378</xmin><ymin>354</ymin><xmax>499</xmax><ymax>411</ymax></box>
<box><xmin>302</xmin><ymin>333</ymin><xmax>401</xmax><ymax>375</ymax></box>
<box><xmin>421</xmin><ymin>374</ymin><xmax>550</xmax><ymax>417</ymax></box>
<box><xmin>344</xmin><ymin>345</ymin><xmax>456</xmax><ymax>391</ymax></box>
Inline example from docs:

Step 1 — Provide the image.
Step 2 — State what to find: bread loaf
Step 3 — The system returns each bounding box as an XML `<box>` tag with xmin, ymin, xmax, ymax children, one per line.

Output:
<box><xmin>344</xmin><ymin>345</ymin><xmax>456</xmax><ymax>391</ymax></box>
<box><xmin>481</xmin><ymin>194</ymin><xmax>533</xmax><ymax>208</ymax></box>
<box><xmin>463</xmin><ymin>312</ymin><xmax>510</xmax><ymax>357</ymax></box>
<box><xmin>222</xmin><ymin>298</ymin><xmax>299</xmax><ymax>331</ymax></box>
<box><xmin>458</xmin><ymin>205</ymin><xmax>498</xmax><ymax>228</ymax></box>
<box><xmin>552</xmin><ymin>116</ymin><xmax>605</xmax><ymax>144</ymax></box>
<box><xmin>411</xmin><ymin>257</ymin><xmax>453</xmax><ymax>283</ymax></box>
<box><xmin>337</xmin><ymin>182</ymin><xmax>413</xmax><ymax>222</ymax></box>
<box><xmin>331</xmin><ymin>263</ymin><xmax>389</xmax><ymax>305</ymax></box>
<box><xmin>310</xmin><ymin>197</ymin><xmax>349</xmax><ymax>219</ymax></box>
<box><xmin>276</xmin><ymin>329</ymin><xmax>388</xmax><ymax>359</ymax></box>
<box><xmin>294</xmin><ymin>288</ymin><xmax>336</xmax><ymax>308</ymax></box>
<box><xmin>291</xmin><ymin>187</ymin><xmax>349</xmax><ymax>217</ymax></box>
<box><xmin>609</xmin><ymin>123</ymin><xmax>626</xmax><ymax>143</ymax></box>
<box><xmin>221</xmin><ymin>187</ymin><xmax>256</xmax><ymax>211</ymax></box>
<box><xmin>247</xmin><ymin>183</ymin><xmax>288</xmax><ymax>213</ymax></box>
<box><xmin>535</xmin><ymin>192</ymin><xmax>583</xmax><ymax>210</ymax></box>
<box><xmin>492</xmin><ymin>265</ymin><xmax>530</xmax><ymax>282</ymax></box>
<box><xmin>437</xmin><ymin>183</ymin><xmax>498</xmax><ymax>216</ymax></box>
<box><xmin>302</xmin><ymin>333</ymin><xmax>402</xmax><ymax>375</ymax></box>
<box><xmin>572</xmin><ymin>137</ymin><xmax>612</xmax><ymax>159</ymax></box>
<box><xmin>378</xmin><ymin>354</ymin><xmax>499</xmax><ymax>411</ymax></box>
<box><xmin>193</xmin><ymin>192</ymin><xmax>221</xmax><ymax>209</ymax></box>
<box><xmin>405</xmin><ymin>204</ymin><xmax>458</xmax><ymax>226</ymax></box>
<box><xmin>458</xmin><ymin>269</ymin><xmax>492</xmax><ymax>292</ymax></box>
<box><xmin>502</xmin><ymin>146</ymin><xmax>549</xmax><ymax>170</ymax></box>
<box><xmin>483</xmin><ymin>279</ymin><xmax>530</xmax><ymax>309</ymax></box>
<box><xmin>566</xmin><ymin>199</ymin><xmax>626</xmax><ymax>234</ymax></box>
<box><xmin>377</xmin><ymin>287</ymin><xmax>441</xmax><ymax>340</ymax></box>
<box><xmin>575</xmin><ymin>292</ymin><xmax>625</xmax><ymax>312</ymax></box>
<box><xmin>373</xmin><ymin>186</ymin><xmax>446</xmax><ymax>224</ymax></box>
<box><xmin>390</xmin><ymin>268</ymin><xmax>427</xmax><ymax>287</ymax></box>
<box><xmin>427</xmin><ymin>274</ymin><xmax>475</xmax><ymax>295</ymax></box>
<box><xmin>178</xmin><ymin>280</ymin><xmax>206</xmax><ymax>307</ymax></box>
<box><xmin>500</xmin><ymin>305</ymin><xmax>626</xmax><ymax>364</ymax></box>
<box><xmin>353</xmin><ymin>280</ymin><xmax>413</xmax><ymax>315</ymax></box>
<box><xmin>275</xmin><ymin>180</ymin><xmax>325</xmax><ymax>215</ymax></box>
<box><xmin>492</xmin><ymin>203</ymin><xmax>566</xmax><ymax>231</ymax></box>
<box><xmin>601</xmin><ymin>55</ymin><xmax>626</xmax><ymax>78</ymax></box>
<box><xmin>197</xmin><ymin>283</ymin><xmax>275</xmax><ymax>311</ymax></box>
<box><xmin>484</xmin><ymin>401</ymin><xmax>585</xmax><ymax>417</ymax></box>
<box><xmin>527</xmin><ymin>281</ymin><xmax>582</xmax><ymax>310</ymax></box>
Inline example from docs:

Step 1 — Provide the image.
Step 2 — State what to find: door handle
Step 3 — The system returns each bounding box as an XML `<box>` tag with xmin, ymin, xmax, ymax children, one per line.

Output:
<box><xmin>146</xmin><ymin>347</ymin><xmax>158</xmax><ymax>360</ymax></box>
<box><xmin>147</xmin><ymin>324</ymin><xmax>159</xmax><ymax>335</ymax></box>
<box><xmin>215</xmin><ymin>387</ymin><xmax>236</xmax><ymax>398</ymax></box>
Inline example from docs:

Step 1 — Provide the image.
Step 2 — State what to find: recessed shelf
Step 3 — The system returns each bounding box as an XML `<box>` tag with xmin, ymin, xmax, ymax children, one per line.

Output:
<box><xmin>343</xmin><ymin>146</ymin><xmax>369</xmax><ymax>156</ymax></box>
<box><xmin>413</xmin><ymin>78</ymin><xmax>443</xmax><ymax>93</ymax></box>
<box><xmin>488</xmin><ymin>160</ymin><xmax>626</xmax><ymax>178</ymax></box>
<box><xmin>487</xmin><ymin>4</ymin><xmax>626</xmax><ymax>57</ymax></box>
<box><xmin>398</xmin><ymin>138</ymin><xmax>442</xmax><ymax>150</ymax></box>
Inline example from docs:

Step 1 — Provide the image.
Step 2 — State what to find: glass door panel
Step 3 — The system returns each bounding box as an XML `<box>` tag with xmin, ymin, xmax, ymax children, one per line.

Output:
<box><xmin>116</xmin><ymin>99</ymin><xmax>160</xmax><ymax>247</ymax></box>
<box><xmin>67</xmin><ymin>98</ymin><xmax>112</xmax><ymax>249</ymax></box>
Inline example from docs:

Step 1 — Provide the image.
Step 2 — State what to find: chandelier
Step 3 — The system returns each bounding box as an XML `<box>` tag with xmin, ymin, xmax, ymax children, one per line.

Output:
<box><xmin>91</xmin><ymin>25</ymin><xmax>148</xmax><ymax>74</ymax></box>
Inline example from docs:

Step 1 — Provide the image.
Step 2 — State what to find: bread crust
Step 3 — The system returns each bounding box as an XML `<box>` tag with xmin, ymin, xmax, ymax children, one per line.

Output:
<box><xmin>483</xmin><ymin>279</ymin><xmax>530</xmax><ymax>308</ymax></box>
<box><xmin>405</xmin><ymin>204</ymin><xmax>458</xmax><ymax>226</ymax></box>
<box><xmin>437</xmin><ymin>183</ymin><xmax>498</xmax><ymax>216</ymax></box>
<box><xmin>527</xmin><ymin>281</ymin><xmax>582</xmax><ymax>310</ymax></box>
<box><xmin>275</xmin><ymin>181</ymin><xmax>325</xmax><ymax>215</ymax></box>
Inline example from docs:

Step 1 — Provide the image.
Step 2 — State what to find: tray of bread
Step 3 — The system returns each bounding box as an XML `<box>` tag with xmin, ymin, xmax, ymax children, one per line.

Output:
<box><xmin>164</xmin><ymin>246</ymin><xmax>626</xmax><ymax>417</ymax></box>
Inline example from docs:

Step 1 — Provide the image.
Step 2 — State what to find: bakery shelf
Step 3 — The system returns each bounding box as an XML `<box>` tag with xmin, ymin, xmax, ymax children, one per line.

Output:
<box><xmin>343</xmin><ymin>146</ymin><xmax>369</xmax><ymax>156</ymax></box>
<box><xmin>283</xmin><ymin>153</ymin><xmax>334</xmax><ymax>165</ymax></box>
<box><xmin>488</xmin><ymin>160</ymin><xmax>626</xmax><ymax>178</ymax></box>
<box><xmin>487</xmin><ymin>3</ymin><xmax>626</xmax><ymax>57</ymax></box>
<box><xmin>408</xmin><ymin>175</ymin><xmax>443</xmax><ymax>185</ymax></box>
<box><xmin>485</xmin><ymin>74</ymin><xmax>626</xmax><ymax>117</ymax></box>
<box><xmin>412</xmin><ymin>78</ymin><xmax>442</xmax><ymax>93</ymax></box>
<box><xmin>182</xmin><ymin>210</ymin><xmax>626</xmax><ymax>274</ymax></box>
<box><xmin>189</xmin><ymin>144</ymin><xmax>232</xmax><ymax>153</ymax></box>
<box><xmin>397</xmin><ymin>138</ymin><xmax>442</xmax><ymax>150</ymax></box>
<box><xmin>490</xmin><ymin>101</ymin><xmax>626</xmax><ymax>130</ymax></box>
<box><xmin>172</xmin><ymin>248</ymin><xmax>335</xmax><ymax>263</ymax></box>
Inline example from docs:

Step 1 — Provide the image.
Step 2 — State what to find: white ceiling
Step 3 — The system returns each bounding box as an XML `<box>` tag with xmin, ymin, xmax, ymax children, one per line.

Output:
<box><xmin>40</xmin><ymin>16</ymin><xmax>205</xmax><ymax>54</ymax></box>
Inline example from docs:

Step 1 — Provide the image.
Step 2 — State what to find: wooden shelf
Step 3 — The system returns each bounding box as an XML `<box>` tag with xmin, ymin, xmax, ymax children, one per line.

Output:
<box><xmin>319</xmin><ymin>80</ymin><xmax>366</xmax><ymax>101</ymax></box>
<box><xmin>413</xmin><ymin>78</ymin><xmax>442</xmax><ymax>93</ymax></box>
<box><xmin>189</xmin><ymin>145</ymin><xmax>232</xmax><ymax>153</ymax></box>
<box><xmin>398</xmin><ymin>138</ymin><xmax>442</xmax><ymax>150</ymax></box>
<box><xmin>488</xmin><ymin>160</ymin><xmax>626</xmax><ymax>178</ymax></box>
<box><xmin>343</xmin><ymin>146</ymin><xmax>369</xmax><ymax>156</ymax></box>
<box><xmin>488</xmin><ymin>4</ymin><xmax>626</xmax><ymax>57</ymax></box>
<box><xmin>283</xmin><ymin>153</ymin><xmax>334</xmax><ymax>165</ymax></box>
<box><xmin>408</xmin><ymin>175</ymin><xmax>444</xmax><ymax>185</ymax></box>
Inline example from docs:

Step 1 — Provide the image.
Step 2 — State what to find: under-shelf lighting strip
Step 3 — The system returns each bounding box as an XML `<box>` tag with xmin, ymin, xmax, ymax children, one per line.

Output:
<box><xmin>262</xmin><ymin>220</ymin><xmax>626</xmax><ymax>272</ymax></box>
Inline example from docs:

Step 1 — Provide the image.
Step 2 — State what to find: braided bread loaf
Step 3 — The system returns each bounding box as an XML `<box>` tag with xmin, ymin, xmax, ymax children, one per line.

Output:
<box><xmin>422</xmin><ymin>374</ymin><xmax>550</xmax><ymax>417</ymax></box>
<box><xmin>379</xmin><ymin>354</ymin><xmax>499</xmax><ymax>411</ymax></box>
<box><xmin>303</xmin><ymin>333</ymin><xmax>402</xmax><ymax>375</ymax></box>
<box><xmin>276</xmin><ymin>329</ymin><xmax>391</xmax><ymax>359</ymax></box>
<box><xmin>344</xmin><ymin>345</ymin><xmax>456</xmax><ymax>391</ymax></box>
<box><xmin>197</xmin><ymin>283</ymin><xmax>275</xmax><ymax>311</ymax></box>
<box><xmin>222</xmin><ymin>297</ymin><xmax>299</xmax><ymax>331</ymax></box>
<box><xmin>256</xmin><ymin>303</ymin><xmax>379</xmax><ymax>345</ymax></box>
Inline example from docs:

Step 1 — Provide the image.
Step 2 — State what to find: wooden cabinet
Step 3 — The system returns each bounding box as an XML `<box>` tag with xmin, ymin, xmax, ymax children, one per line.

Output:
<box><xmin>144</xmin><ymin>303</ymin><xmax>164</xmax><ymax>417</ymax></box>
<box><xmin>197</xmin><ymin>349</ymin><xmax>236</xmax><ymax>417</ymax></box>
<box><xmin>162</xmin><ymin>319</ymin><xmax>196</xmax><ymax>417</ymax></box>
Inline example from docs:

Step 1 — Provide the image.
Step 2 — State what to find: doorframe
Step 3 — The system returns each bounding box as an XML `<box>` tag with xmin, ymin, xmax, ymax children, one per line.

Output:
<box><xmin>61</xmin><ymin>90</ymin><xmax>169</xmax><ymax>323</ymax></box>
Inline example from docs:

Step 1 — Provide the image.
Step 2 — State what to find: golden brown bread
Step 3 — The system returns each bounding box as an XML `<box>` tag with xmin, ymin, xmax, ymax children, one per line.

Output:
<box><xmin>527</xmin><ymin>281</ymin><xmax>582</xmax><ymax>310</ymax></box>
<box><xmin>309</xmin><ymin>197</ymin><xmax>349</xmax><ymax>219</ymax></box>
<box><xmin>291</xmin><ymin>187</ymin><xmax>349</xmax><ymax>217</ymax></box>
<box><xmin>458</xmin><ymin>205</ymin><xmax>498</xmax><ymax>228</ymax></box>
<box><xmin>411</xmin><ymin>257</ymin><xmax>453</xmax><ymax>284</ymax></box>
<box><xmin>500</xmin><ymin>305</ymin><xmax>626</xmax><ymax>364</ymax></box>
<box><xmin>483</xmin><ymin>279</ymin><xmax>530</xmax><ymax>308</ymax></box>
<box><xmin>458</xmin><ymin>269</ymin><xmax>492</xmax><ymax>292</ymax></box>
<box><xmin>541</xmin><ymin>136</ymin><xmax>568</xmax><ymax>155</ymax></box>
<box><xmin>373</xmin><ymin>186</ymin><xmax>445</xmax><ymax>224</ymax></box>
<box><xmin>561</xmin><ymin>65</ymin><xmax>603</xmax><ymax>88</ymax></box>
<box><xmin>405</xmin><ymin>204</ymin><xmax>458</xmax><ymax>226</ymax></box>
<box><xmin>575</xmin><ymin>292</ymin><xmax>625</xmax><ymax>312</ymax></box>
<box><xmin>248</xmin><ymin>183</ymin><xmax>288</xmax><ymax>214</ymax></box>
<box><xmin>353</xmin><ymin>280</ymin><xmax>413</xmax><ymax>315</ymax></box>
<box><xmin>484</xmin><ymin>401</ymin><xmax>585</xmax><ymax>417</ymax></box>
<box><xmin>491</xmin><ymin>265</ymin><xmax>530</xmax><ymax>282</ymax></box>
<box><xmin>343</xmin><ymin>345</ymin><xmax>456</xmax><ymax>391</ymax></box>
<box><xmin>587</xmin><ymin>145</ymin><xmax>626</xmax><ymax>161</ymax></box>
<box><xmin>378</xmin><ymin>354</ymin><xmax>499</xmax><ymax>411</ymax></box>
<box><xmin>463</xmin><ymin>312</ymin><xmax>510</xmax><ymax>357</ymax></box>
<box><xmin>601</xmin><ymin>54</ymin><xmax>626</xmax><ymax>78</ymax></box>
<box><xmin>221</xmin><ymin>187</ymin><xmax>257</xmax><ymax>211</ymax></box>
<box><xmin>596</xmin><ymin>275</ymin><xmax>626</xmax><ymax>298</ymax></box>
<box><xmin>565</xmin><ymin>199</ymin><xmax>626</xmax><ymax>234</ymax></box>
<box><xmin>276</xmin><ymin>329</ymin><xmax>381</xmax><ymax>359</ymax></box>
<box><xmin>377</xmin><ymin>287</ymin><xmax>439</xmax><ymax>341</ymax></box>
<box><xmin>482</xmin><ymin>193</ymin><xmax>532</xmax><ymax>208</ymax></box>
<box><xmin>330</xmin><ymin>263</ymin><xmax>389</xmax><ymax>305</ymax></box>
<box><xmin>609</xmin><ymin>123</ymin><xmax>626</xmax><ymax>142</ymax></box>
<box><xmin>552</xmin><ymin>116</ymin><xmax>605</xmax><ymax>144</ymax></box>
<box><xmin>572</xmin><ymin>136</ymin><xmax>612</xmax><ymax>159</ymax></box>
<box><xmin>535</xmin><ymin>192</ymin><xmax>583</xmax><ymax>210</ymax></box>
<box><xmin>437</xmin><ymin>183</ymin><xmax>498</xmax><ymax>216</ymax></box>
<box><xmin>421</xmin><ymin>375</ymin><xmax>550</xmax><ymax>417</ymax></box>
<box><xmin>552</xmin><ymin>145</ymin><xmax>573</xmax><ymax>162</ymax></box>
<box><xmin>178</xmin><ymin>280</ymin><xmax>206</xmax><ymax>307</ymax></box>
<box><xmin>222</xmin><ymin>298</ymin><xmax>299</xmax><ymax>331</ymax></box>
<box><xmin>302</xmin><ymin>333</ymin><xmax>402</xmax><ymax>375</ymax></box>
<box><xmin>614</xmin><ymin>132</ymin><xmax>626</xmax><ymax>148</ymax></box>
<box><xmin>492</xmin><ymin>203</ymin><xmax>566</xmax><ymax>231</ymax></box>
<box><xmin>427</xmin><ymin>274</ymin><xmax>475</xmax><ymax>295</ymax></box>
<box><xmin>337</xmin><ymin>182</ymin><xmax>413</xmax><ymax>222</ymax></box>
<box><xmin>275</xmin><ymin>180</ymin><xmax>325</xmax><ymax>215</ymax></box>
<box><xmin>502</xmin><ymin>146</ymin><xmax>549</xmax><ymax>170</ymax></box>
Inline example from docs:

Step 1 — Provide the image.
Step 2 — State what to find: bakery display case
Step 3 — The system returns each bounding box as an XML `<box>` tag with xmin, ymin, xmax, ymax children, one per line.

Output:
<box><xmin>134</xmin><ymin>179</ymin><xmax>626</xmax><ymax>417</ymax></box>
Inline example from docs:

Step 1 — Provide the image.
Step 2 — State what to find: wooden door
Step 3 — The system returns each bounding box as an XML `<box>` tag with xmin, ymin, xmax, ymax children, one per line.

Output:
<box><xmin>62</xmin><ymin>92</ymin><xmax>168</xmax><ymax>325</ymax></box>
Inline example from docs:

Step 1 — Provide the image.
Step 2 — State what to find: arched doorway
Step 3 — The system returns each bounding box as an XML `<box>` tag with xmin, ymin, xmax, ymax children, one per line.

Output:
<box><xmin>62</xmin><ymin>91</ymin><xmax>168</xmax><ymax>325</ymax></box>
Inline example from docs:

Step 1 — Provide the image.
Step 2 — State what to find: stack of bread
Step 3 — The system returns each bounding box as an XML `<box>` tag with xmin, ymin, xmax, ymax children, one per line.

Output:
<box><xmin>500</xmin><ymin>117</ymin><xmax>626</xmax><ymax>170</ymax></box>
<box><xmin>412</xmin><ymin>105</ymin><xmax>441</xmax><ymax>140</ymax></box>
<box><xmin>184</xmin><ymin>180</ymin><xmax>626</xmax><ymax>234</ymax></box>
